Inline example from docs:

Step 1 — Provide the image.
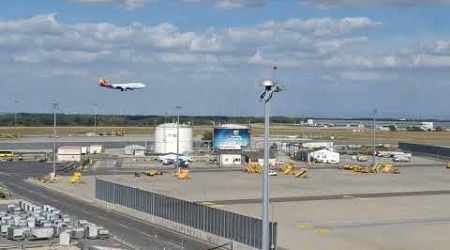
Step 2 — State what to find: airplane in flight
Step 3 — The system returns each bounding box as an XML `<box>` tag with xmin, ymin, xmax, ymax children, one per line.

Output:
<box><xmin>98</xmin><ymin>79</ymin><xmax>146</xmax><ymax>91</ymax></box>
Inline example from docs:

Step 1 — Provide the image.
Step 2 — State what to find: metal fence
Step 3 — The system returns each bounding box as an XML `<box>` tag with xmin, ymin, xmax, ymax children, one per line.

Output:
<box><xmin>399</xmin><ymin>142</ymin><xmax>450</xmax><ymax>159</ymax></box>
<box><xmin>96</xmin><ymin>179</ymin><xmax>277</xmax><ymax>249</ymax></box>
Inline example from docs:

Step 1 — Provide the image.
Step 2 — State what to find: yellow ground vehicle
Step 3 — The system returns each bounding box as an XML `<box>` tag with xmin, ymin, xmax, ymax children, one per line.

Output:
<box><xmin>145</xmin><ymin>170</ymin><xmax>163</xmax><ymax>177</ymax></box>
<box><xmin>244</xmin><ymin>163</ymin><xmax>263</xmax><ymax>174</ymax></box>
<box><xmin>340</xmin><ymin>163</ymin><xmax>400</xmax><ymax>174</ymax></box>
<box><xmin>0</xmin><ymin>151</ymin><xmax>14</xmax><ymax>158</ymax></box>
<box><xmin>174</xmin><ymin>169</ymin><xmax>190</xmax><ymax>180</ymax></box>
<box><xmin>70</xmin><ymin>172</ymin><xmax>82</xmax><ymax>184</ymax></box>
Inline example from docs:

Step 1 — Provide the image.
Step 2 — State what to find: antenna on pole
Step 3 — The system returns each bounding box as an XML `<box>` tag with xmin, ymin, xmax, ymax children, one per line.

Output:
<box><xmin>271</xmin><ymin>65</ymin><xmax>277</xmax><ymax>80</ymax></box>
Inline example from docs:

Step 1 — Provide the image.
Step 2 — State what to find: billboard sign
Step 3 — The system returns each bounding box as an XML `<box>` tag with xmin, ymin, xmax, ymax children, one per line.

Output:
<box><xmin>214</xmin><ymin>128</ymin><xmax>250</xmax><ymax>150</ymax></box>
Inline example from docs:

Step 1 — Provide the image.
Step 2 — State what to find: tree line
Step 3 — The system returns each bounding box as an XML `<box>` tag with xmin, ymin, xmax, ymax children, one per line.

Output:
<box><xmin>0</xmin><ymin>113</ymin><xmax>303</xmax><ymax>127</ymax></box>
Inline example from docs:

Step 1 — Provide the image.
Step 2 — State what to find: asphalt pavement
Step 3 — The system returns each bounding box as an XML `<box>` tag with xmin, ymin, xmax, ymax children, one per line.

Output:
<box><xmin>0</xmin><ymin>162</ymin><xmax>216</xmax><ymax>250</ymax></box>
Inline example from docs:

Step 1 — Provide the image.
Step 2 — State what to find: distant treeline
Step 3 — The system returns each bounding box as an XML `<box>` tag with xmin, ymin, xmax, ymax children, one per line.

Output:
<box><xmin>0</xmin><ymin>113</ymin><xmax>303</xmax><ymax>127</ymax></box>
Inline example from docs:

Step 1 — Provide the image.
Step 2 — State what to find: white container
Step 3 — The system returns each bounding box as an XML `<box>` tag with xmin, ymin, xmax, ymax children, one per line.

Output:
<box><xmin>13</xmin><ymin>216</ymin><xmax>20</xmax><ymax>226</ymax></box>
<box><xmin>1</xmin><ymin>224</ymin><xmax>8</xmax><ymax>235</ymax></box>
<box><xmin>7</xmin><ymin>205</ymin><xmax>16</xmax><ymax>213</ymax></box>
<box><xmin>27</xmin><ymin>219</ymin><xmax>35</xmax><ymax>228</ymax></box>
<box><xmin>86</xmin><ymin>224</ymin><xmax>98</xmax><ymax>239</ymax></box>
<box><xmin>18</xmin><ymin>220</ymin><xmax>27</xmax><ymax>227</ymax></box>
<box><xmin>59</xmin><ymin>232</ymin><xmax>71</xmax><ymax>246</ymax></box>
<box><xmin>53</xmin><ymin>219</ymin><xmax>62</xmax><ymax>224</ymax></box>
<box><xmin>30</xmin><ymin>227</ymin><xmax>54</xmax><ymax>240</ymax></box>
<box><xmin>77</xmin><ymin>220</ymin><xmax>88</xmax><ymax>227</ymax></box>
<box><xmin>81</xmin><ymin>146</ymin><xmax>88</xmax><ymax>155</ymax></box>
<box><xmin>71</xmin><ymin>227</ymin><xmax>85</xmax><ymax>239</ymax></box>
<box><xmin>57</xmin><ymin>146</ymin><xmax>82</xmax><ymax>162</ymax></box>
<box><xmin>8</xmin><ymin>227</ymin><xmax>25</xmax><ymax>241</ymax></box>
<box><xmin>46</xmin><ymin>213</ymin><xmax>56</xmax><ymax>221</ymax></box>
<box><xmin>98</xmin><ymin>228</ymin><xmax>109</xmax><ymax>239</ymax></box>
<box><xmin>42</xmin><ymin>222</ymin><xmax>52</xmax><ymax>228</ymax></box>
<box><xmin>19</xmin><ymin>201</ymin><xmax>26</xmax><ymax>210</ymax></box>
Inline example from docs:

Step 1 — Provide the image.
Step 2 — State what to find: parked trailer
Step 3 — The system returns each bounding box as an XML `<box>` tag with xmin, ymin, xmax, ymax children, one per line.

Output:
<box><xmin>8</xmin><ymin>227</ymin><xmax>26</xmax><ymax>241</ymax></box>
<box><xmin>29</xmin><ymin>227</ymin><xmax>54</xmax><ymax>240</ymax></box>
<box><xmin>393</xmin><ymin>156</ymin><xmax>411</xmax><ymax>162</ymax></box>
<box><xmin>71</xmin><ymin>227</ymin><xmax>85</xmax><ymax>239</ymax></box>
<box><xmin>97</xmin><ymin>227</ymin><xmax>110</xmax><ymax>239</ymax></box>
<box><xmin>1</xmin><ymin>224</ymin><xmax>8</xmax><ymax>236</ymax></box>
<box><xmin>86</xmin><ymin>224</ymin><xmax>98</xmax><ymax>239</ymax></box>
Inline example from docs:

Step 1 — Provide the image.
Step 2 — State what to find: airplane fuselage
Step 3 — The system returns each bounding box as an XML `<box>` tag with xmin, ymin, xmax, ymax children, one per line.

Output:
<box><xmin>99</xmin><ymin>79</ymin><xmax>146</xmax><ymax>91</ymax></box>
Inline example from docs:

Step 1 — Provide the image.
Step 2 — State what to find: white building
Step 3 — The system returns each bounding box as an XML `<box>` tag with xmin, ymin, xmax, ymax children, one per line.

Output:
<box><xmin>310</xmin><ymin>149</ymin><xmax>340</xmax><ymax>164</ymax></box>
<box><xmin>421</xmin><ymin>122</ymin><xmax>434</xmax><ymax>131</ymax></box>
<box><xmin>124</xmin><ymin>145</ymin><xmax>146</xmax><ymax>156</ymax></box>
<box><xmin>301</xmin><ymin>141</ymin><xmax>334</xmax><ymax>150</ymax></box>
<box><xmin>219</xmin><ymin>151</ymin><xmax>242</xmax><ymax>166</ymax></box>
<box><xmin>57</xmin><ymin>146</ymin><xmax>81</xmax><ymax>162</ymax></box>
<box><xmin>89</xmin><ymin>145</ymin><xmax>104</xmax><ymax>154</ymax></box>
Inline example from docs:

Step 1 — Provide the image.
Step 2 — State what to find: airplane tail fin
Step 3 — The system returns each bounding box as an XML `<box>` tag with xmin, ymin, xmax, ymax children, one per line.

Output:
<box><xmin>99</xmin><ymin>79</ymin><xmax>110</xmax><ymax>87</ymax></box>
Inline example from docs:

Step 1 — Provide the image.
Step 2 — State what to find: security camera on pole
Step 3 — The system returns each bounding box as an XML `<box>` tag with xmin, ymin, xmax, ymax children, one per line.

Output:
<box><xmin>259</xmin><ymin>66</ymin><xmax>282</xmax><ymax>250</ymax></box>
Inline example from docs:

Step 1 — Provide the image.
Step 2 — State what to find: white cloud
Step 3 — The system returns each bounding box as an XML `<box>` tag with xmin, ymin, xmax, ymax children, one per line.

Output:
<box><xmin>214</xmin><ymin>0</ymin><xmax>266</xmax><ymax>9</ymax></box>
<box><xmin>5</xmin><ymin>13</ymin><xmax>449</xmax><ymax>82</ymax></box>
<box><xmin>2</xmin><ymin>14</ymin><xmax>380</xmax><ymax>68</ymax></box>
<box><xmin>70</xmin><ymin>0</ymin><xmax>157</xmax><ymax>10</ymax></box>
<box><xmin>0</xmin><ymin>13</ymin><xmax>61</xmax><ymax>34</ymax></box>
<box><xmin>339</xmin><ymin>70</ymin><xmax>383</xmax><ymax>81</ymax></box>
<box><xmin>260</xmin><ymin>17</ymin><xmax>380</xmax><ymax>36</ymax></box>
<box><xmin>425</xmin><ymin>40</ymin><xmax>450</xmax><ymax>55</ymax></box>
<box><xmin>71</xmin><ymin>0</ymin><xmax>267</xmax><ymax>10</ymax></box>
<box><xmin>13</xmin><ymin>49</ymin><xmax>112</xmax><ymax>64</ymax></box>
<box><xmin>300</xmin><ymin>0</ymin><xmax>450</xmax><ymax>8</ymax></box>
<box><xmin>323</xmin><ymin>42</ymin><xmax>450</xmax><ymax>69</ymax></box>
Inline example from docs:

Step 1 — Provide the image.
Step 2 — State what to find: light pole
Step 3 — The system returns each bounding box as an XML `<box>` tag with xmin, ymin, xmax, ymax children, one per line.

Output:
<box><xmin>14</xmin><ymin>100</ymin><xmax>19</xmax><ymax>137</ymax></box>
<box><xmin>164</xmin><ymin>112</ymin><xmax>167</xmax><ymax>153</ymax></box>
<box><xmin>175</xmin><ymin>106</ymin><xmax>182</xmax><ymax>173</ymax></box>
<box><xmin>259</xmin><ymin>71</ymin><xmax>282</xmax><ymax>250</ymax></box>
<box><xmin>372</xmin><ymin>108</ymin><xmax>378</xmax><ymax>167</ymax></box>
<box><xmin>52</xmin><ymin>101</ymin><xmax>59</xmax><ymax>177</ymax></box>
<box><xmin>94</xmin><ymin>103</ymin><xmax>98</xmax><ymax>136</ymax></box>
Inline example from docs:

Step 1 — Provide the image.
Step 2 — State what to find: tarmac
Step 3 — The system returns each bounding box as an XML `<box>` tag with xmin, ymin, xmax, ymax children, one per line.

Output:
<box><xmin>33</xmin><ymin>155</ymin><xmax>450</xmax><ymax>250</ymax></box>
<box><xmin>0</xmin><ymin>162</ymin><xmax>214</xmax><ymax>250</ymax></box>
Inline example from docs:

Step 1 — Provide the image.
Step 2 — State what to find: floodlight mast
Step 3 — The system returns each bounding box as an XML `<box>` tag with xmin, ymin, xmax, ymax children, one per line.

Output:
<box><xmin>259</xmin><ymin>66</ymin><xmax>281</xmax><ymax>250</ymax></box>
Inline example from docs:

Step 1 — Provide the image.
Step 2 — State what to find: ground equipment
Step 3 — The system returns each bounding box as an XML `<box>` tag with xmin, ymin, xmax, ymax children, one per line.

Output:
<box><xmin>244</xmin><ymin>163</ymin><xmax>263</xmax><ymax>174</ymax></box>
<box><xmin>145</xmin><ymin>169</ymin><xmax>163</xmax><ymax>177</ymax></box>
<box><xmin>174</xmin><ymin>169</ymin><xmax>190</xmax><ymax>180</ymax></box>
<box><xmin>70</xmin><ymin>172</ymin><xmax>82</xmax><ymax>184</ymax></box>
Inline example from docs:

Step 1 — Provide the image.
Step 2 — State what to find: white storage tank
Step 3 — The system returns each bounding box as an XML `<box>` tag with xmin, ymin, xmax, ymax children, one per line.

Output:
<box><xmin>154</xmin><ymin>123</ymin><xmax>193</xmax><ymax>154</ymax></box>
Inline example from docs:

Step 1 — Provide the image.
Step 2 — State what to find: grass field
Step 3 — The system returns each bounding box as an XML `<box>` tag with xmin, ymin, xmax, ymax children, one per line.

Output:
<box><xmin>1</xmin><ymin>125</ymin><xmax>449</xmax><ymax>145</ymax></box>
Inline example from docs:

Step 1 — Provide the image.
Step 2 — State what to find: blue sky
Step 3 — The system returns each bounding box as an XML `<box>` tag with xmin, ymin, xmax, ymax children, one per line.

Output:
<box><xmin>1</xmin><ymin>0</ymin><xmax>450</xmax><ymax>118</ymax></box>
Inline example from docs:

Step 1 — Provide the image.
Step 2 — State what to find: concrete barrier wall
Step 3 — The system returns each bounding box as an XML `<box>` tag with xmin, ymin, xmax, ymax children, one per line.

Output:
<box><xmin>399</xmin><ymin>142</ymin><xmax>450</xmax><ymax>159</ymax></box>
<box><xmin>95</xmin><ymin>179</ymin><xmax>277</xmax><ymax>249</ymax></box>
